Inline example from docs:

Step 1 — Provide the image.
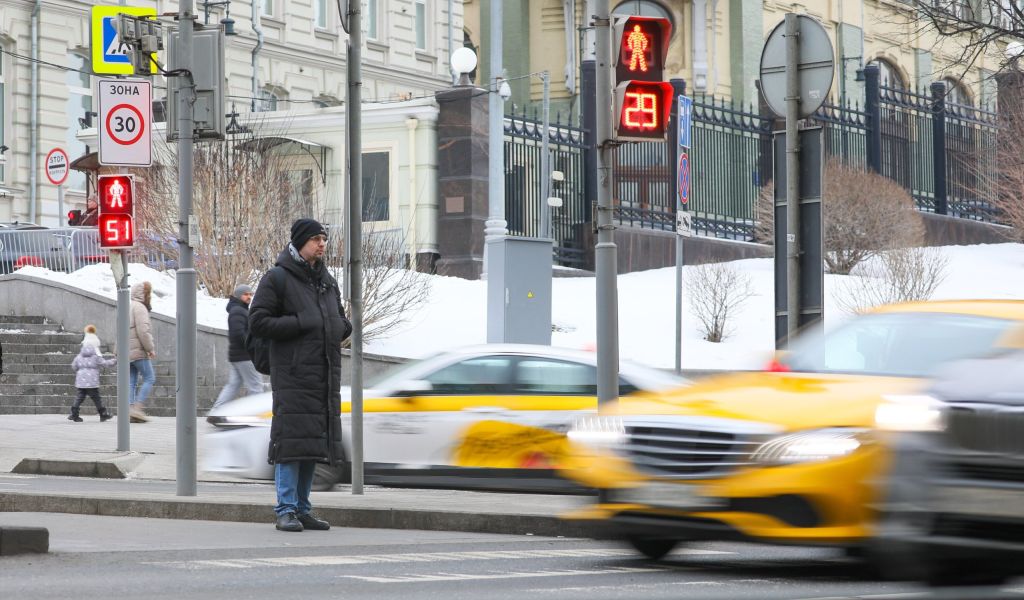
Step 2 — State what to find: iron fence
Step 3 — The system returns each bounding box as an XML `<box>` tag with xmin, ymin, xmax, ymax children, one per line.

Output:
<box><xmin>945</xmin><ymin>101</ymin><xmax>1000</xmax><ymax>221</ymax></box>
<box><xmin>504</xmin><ymin>111</ymin><xmax>589</xmax><ymax>267</ymax></box>
<box><xmin>0</xmin><ymin>226</ymin><xmax>177</xmax><ymax>275</ymax></box>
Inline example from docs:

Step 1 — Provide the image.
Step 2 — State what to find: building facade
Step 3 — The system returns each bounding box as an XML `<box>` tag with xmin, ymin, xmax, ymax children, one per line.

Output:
<box><xmin>0</xmin><ymin>0</ymin><xmax>462</xmax><ymax>225</ymax></box>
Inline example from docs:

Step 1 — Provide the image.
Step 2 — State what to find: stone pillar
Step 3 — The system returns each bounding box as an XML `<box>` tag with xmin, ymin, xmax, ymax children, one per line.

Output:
<box><xmin>434</xmin><ymin>86</ymin><xmax>491</xmax><ymax>279</ymax></box>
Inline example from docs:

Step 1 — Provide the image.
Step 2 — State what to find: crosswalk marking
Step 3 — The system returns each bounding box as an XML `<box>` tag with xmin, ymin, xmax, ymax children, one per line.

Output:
<box><xmin>339</xmin><ymin>566</ymin><xmax>664</xmax><ymax>583</ymax></box>
<box><xmin>153</xmin><ymin>547</ymin><xmax>730</xmax><ymax>570</ymax></box>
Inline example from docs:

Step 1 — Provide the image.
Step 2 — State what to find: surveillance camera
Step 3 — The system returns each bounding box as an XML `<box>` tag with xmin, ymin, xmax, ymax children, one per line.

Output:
<box><xmin>498</xmin><ymin>80</ymin><xmax>512</xmax><ymax>101</ymax></box>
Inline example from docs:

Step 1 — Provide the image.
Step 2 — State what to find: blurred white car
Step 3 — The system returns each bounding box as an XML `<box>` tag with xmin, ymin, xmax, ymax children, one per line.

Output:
<box><xmin>204</xmin><ymin>344</ymin><xmax>687</xmax><ymax>490</ymax></box>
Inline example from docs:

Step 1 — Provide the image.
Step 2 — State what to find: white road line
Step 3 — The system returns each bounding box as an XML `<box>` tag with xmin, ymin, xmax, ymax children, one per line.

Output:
<box><xmin>339</xmin><ymin>566</ymin><xmax>664</xmax><ymax>583</ymax></box>
<box><xmin>152</xmin><ymin>547</ymin><xmax>731</xmax><ymax>570</ymax></box>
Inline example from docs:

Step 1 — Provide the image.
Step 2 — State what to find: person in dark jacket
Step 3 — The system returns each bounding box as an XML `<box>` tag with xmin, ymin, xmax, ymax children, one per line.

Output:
<box><xmin>249</xmin><ymin>218</ymin><xmax>352</xmax><ymax>533</ymax></box>
<box><xmin>210</xmin><ymin>284</ymin><xmax>265</xmax><ymax>414</ymax></box>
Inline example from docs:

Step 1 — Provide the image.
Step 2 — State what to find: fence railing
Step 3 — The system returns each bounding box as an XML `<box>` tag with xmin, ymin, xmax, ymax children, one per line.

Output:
<box><xmin>0</xmin><ymin>227</ymin><xmax>177</xmax><ymax>275</ymax></box>
<box><xmin>504</xmin><ymin>111</ymin><xmax>589</xmax><ymax>267</ymax></box>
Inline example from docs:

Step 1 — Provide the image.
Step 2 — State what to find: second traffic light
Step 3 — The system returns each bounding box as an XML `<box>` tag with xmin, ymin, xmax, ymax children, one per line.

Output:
<box><xmin>97</xmin><ymin>174</ymin><xmax>136</xmax><ymax>249</ymax></box>
<box><xmin>612</xmin><ymin>15</ymin><xmax>674</xmax><ymax>142</ymax></box>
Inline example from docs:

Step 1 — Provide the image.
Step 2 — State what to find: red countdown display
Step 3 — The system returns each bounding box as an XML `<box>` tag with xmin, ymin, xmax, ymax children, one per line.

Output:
<box><xmin>615</xmin><ymin>81</ymin><xmax>674</xmax><ymax>141</ymax></box>
<box><xmin>97</xmin><ymin>174</ymin><xmax>136</xmax><ymax>249</ymax></box>
<box><xmin>612</xmin><ymin>15</ymin><xmax>673</xmax><ymax>141</ymax></box>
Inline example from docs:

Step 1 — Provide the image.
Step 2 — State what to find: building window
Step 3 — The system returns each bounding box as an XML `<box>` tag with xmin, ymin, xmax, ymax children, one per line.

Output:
<box><xmin>315</xmin><ymin>0</ymin><xmax>328</xmax><ymax>28</ymax></box>
<box><xmin>943</xmin><ymin>78</ymin><xmax>973</xmax><ymax>107</ymax></box>
<box><xmin>257</xmin><ymin>88</ymin><xmax>281</xmax><ymax>112</ymax></box>
<box><xmin>66</xmin><ymin>52</ymin><xmax>92</xmax><ymax>192</ymax></box>
<box><xmin>872</xmin><ymin>59</ymin><xmax>906</xmax><ymax>90</ymax></box>
<box><xmin>368</xmin><ymin>0</ymin><xmax>379</xmax><ymax>40</ymax></box>
<box><xmin>362</xmin><ymin>151</ymin><xmax>390</xmax><ymax>221</ymax></box>
<box><xmin>287</xmin><ymin>169</ymin><xmax>316</xmax><ymax>216</ymax></box>
<box><xmin>415</xmin><ymin>0</ymin><xmax>427</xmax><ymax>50</ymax></box>
<box><xmin>262</xmin><ymin>0</ymin><xmax>274</xmax><ymax>17</ymax></box>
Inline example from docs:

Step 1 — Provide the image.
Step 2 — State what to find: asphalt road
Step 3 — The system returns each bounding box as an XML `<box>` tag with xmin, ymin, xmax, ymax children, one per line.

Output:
<box><xmin>3</xmin><ymin>513</ymin><xmax>1024</xmax><ymax>600</ymax></box>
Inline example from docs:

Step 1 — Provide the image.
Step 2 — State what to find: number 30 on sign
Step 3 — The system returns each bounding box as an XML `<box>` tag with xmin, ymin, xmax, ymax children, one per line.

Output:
<box><xmin>98</xmin><ymin>78</ymin><xmax>152</xmax><ymax>167</ymax></box>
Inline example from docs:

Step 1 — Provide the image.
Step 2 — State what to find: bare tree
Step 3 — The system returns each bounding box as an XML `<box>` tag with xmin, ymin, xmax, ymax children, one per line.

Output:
<box><xmin>688</xmin><ymin>262</ymin><xmax>755</xmax><ymax>343</ymax></box>
<box><xmin>755</xmin><ymin>159</ymin><xmax>924</xmax><ymax>274</ymax></box>
<box><xmin>907</xmin><ymin>0</ymin><xmax>1024</xmax><ymax>76</ymax></box>
<box><xmin>134</xmin><ymin>120</ymin><xmax>429</xmax><ymax>345</ymax></box>
<box><xmin>834</xmin><ymin>246</ymin><xmax>950</xmax><ymax>314</ymax></box>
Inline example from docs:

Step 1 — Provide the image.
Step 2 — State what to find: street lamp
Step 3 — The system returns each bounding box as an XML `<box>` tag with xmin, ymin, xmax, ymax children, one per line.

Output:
<box><xmin>450</xmin><ymin>47</ymin><xmax>477</xmax><ymax>87</ymax></box>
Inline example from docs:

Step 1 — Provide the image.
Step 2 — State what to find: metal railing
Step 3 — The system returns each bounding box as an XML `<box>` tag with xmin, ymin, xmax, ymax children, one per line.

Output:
<box><xmin>0</xmin><ymin>227</ymin><xmax>177</xmax><ymax>275</ymax></box>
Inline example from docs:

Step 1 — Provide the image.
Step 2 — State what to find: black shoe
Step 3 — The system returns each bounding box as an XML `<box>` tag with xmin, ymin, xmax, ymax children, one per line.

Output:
<box><xmin>99</xmin><ymin>413</ymin><xmax>113</xmax><ymax>422</ymax></box>
<box><xmin>68</xmin><ymin>415</ymin><xmax>83</xmax><ymax>422</ymax></box>
<box><xmin>297</xmin><ymin>513</ymin><xmax>330</xmax><ymax>531</ymax></box>
<box><xmin>275</xmin><ymin>512</ymin><xmax>303</xmax><ymax>532</ymax></box>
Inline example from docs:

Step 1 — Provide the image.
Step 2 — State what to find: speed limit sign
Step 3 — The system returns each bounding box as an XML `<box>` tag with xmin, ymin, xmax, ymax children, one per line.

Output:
<box><xmin>98</xmin><ymin>78</ymin><xmax>152</xmax><ymax>167</ymax></box>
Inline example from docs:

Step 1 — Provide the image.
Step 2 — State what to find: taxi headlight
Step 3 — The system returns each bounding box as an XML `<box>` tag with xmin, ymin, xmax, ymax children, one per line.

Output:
<box><xmin>752</xmin><ymin>428</ymin><xmax>867</xmax><ymax>465</ymax></box>
<box><xmin>875</xmin><ymin>394</ymin><xmax>946</xmax><ymax>432</ymax></box>
<box><xmin>567</xmin><ymin>416</ymin><xmax>626</xmax><ymax>449</ymax></box>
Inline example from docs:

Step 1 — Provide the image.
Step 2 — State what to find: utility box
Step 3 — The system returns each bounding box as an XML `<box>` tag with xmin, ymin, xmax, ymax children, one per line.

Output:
<box><xmin>486</xmin><ymin>237</ymin><xmax>553</xmax><ymax>345</ymax></box>
<box><xmin>166</xmin><ymin>25</ymin><xmax>226</xmax><ymax>140</ymax></box>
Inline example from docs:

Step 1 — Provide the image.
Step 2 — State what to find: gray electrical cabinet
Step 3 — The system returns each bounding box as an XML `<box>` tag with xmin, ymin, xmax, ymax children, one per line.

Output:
<box><xmin>486</xmin><ymin>237</ymin><xmax>553</xmax><ymax>345</ymax></box>
<box><xmin>166</xmin><ymin>26</ymin><xmax>226</xmax><ymax>140</ymax></box>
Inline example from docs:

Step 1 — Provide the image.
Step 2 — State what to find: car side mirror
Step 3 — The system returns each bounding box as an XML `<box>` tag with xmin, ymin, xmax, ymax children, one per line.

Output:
<box><xmin>393</xmin><ymin>379</ymin><xmax>433</xmax><ymax>398</ymax></box>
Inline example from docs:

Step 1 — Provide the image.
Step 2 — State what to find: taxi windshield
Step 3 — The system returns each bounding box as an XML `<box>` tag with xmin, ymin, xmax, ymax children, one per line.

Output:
<box><xmin>782</xmin><ymin>312</ymin><xmax>1014</xmax><ymax>378</ymax></box>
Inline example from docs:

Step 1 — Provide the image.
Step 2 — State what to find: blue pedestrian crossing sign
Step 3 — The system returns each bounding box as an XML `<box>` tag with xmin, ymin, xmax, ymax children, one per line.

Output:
<box><xmin>677</xmin><ymin>95</ymin><xmax>693</xmax><ymax>149</ymax></box>
<box><xmin>90</xmin><ymin>6</ymin><xmax>157</xmax><ymax>75</ymax></box>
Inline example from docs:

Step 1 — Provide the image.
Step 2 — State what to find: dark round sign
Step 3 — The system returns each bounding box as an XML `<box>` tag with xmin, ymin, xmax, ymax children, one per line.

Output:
<box><xmin>759</xmin><ymin>15</ymin><xmax>835</xmax><ymax>119</ymax></box>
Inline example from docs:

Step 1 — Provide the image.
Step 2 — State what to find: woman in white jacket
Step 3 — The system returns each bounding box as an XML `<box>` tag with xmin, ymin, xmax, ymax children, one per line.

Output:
<box><xmin>128</xmin><ymin>281</ymin><xmax>156</xmax><ymax>423</ymax></box>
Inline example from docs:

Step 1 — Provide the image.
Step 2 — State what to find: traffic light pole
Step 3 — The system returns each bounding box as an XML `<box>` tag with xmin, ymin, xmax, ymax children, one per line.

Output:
<box><xmin>784</xmin><ymin>13</ymin><xmax>801</xmax><ymax>342</ymax></box>
<box><xmin>116</xmin><ymin>253</ymin><xmax>130</xmax><ymax>451</ymax></box>
<box><xmin>175</xmin><ymin>0</ymin><xmax>198</xmax><ymax>497</ymax></box>
<box><xmin>346</xmin><ymin>1</ymin><xmax>365</xmax><ymax>496</ymax></box>
<box><xmin>594</xmin><ymin>0</ymin><xmax>619</xmax><ymax>407</ymax></box>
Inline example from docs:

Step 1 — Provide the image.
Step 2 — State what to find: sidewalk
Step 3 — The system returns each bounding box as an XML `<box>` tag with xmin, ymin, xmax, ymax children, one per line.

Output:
<box><xmin>0</xmin><ymin>415</ymin><xmax>595</xmax><ymax>538</ymax></box>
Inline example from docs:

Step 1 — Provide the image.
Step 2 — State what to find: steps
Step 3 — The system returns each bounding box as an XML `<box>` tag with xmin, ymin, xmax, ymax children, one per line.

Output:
<box><xmin>0</xmin><ymin>316</ymin><xmax>221</xmax><ymax>416</ymax></box>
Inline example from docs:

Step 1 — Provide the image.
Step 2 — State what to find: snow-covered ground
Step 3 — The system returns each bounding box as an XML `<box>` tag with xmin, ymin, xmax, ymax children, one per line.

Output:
<box><xmin>17</xmin><ymin>243</ymin><xmax>1024</xmax><ymax>371</ymax></box>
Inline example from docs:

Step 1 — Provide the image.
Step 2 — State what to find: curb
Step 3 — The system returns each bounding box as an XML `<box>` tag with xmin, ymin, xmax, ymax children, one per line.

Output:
<box><xmin>12</xmin><ymin>454</ymin><xmax>144</xmax><ymax>479</ymax></box>
<box><xmin>0</xmin><ymin>526</ymin><xmax>49</xmax><ymax>555</ymax></box>
<box><xmin>0</xmin><ymin>492</ymin><xmax>608</xmax><ymax>539</ymax></box>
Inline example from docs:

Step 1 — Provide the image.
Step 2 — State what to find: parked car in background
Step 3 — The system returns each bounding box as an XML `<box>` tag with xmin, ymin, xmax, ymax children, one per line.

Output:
<box><xmin>874</xmin><ymin>329</ymin><xmax>1024</xmax><ymax>586</ymax></box>
<box><xmin>204</xmin><ymin>344</ymin><xmax>688</xmax><ymax>491</ymax></box>
<box><xmin>0</xmin><ymin>224</ymin><xmax>71</xmax><ymax>274</ymax></box>
<box><xmin>558</xmin><ymin>300</ymin><xmax>1024</xmax><ymax>585</ymax></box>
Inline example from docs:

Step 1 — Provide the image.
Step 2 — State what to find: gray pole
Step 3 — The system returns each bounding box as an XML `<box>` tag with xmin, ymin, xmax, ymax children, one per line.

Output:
<box><xmin>346</xmin><ymin>2</ymin><xmax>365</xmax><ymax>496</ymax></box>
<box><xmin>536</xmin><ymin>71</ymin><xmax>552</xmax><ymax>237</ymax></box>
<box><xmin>784</xmin><ymin>13</ymin><xmax>801</xmax><ymax>343</ymax></box>
<box><xmin>57</xmin><ymin>185</ymin><xmax>64</xmax><ymax>230</ymax></box>
<box><xmin>176</xmin><ymin>0</ymin><xmax>198</xmax><ymax>496</ymax></box>
<box><xmin>116</xmin><ymin>252</ymin><xmax>130</xmax><ymax>451</ymax></box>
<box><xmin>539</xmin><ymin>71</ymin><xmax>551</xmax><ymax>239</ymax></box>
<box><xmin>674</xmin><ymin>235</ymin><xmax>682</xmax><ymax>374</ymax></box>
<box><xmin>115</xmin><ymin>0</ymin><xmax>130</xmax><ymax>455</ymax></box>
<box><xmin>594</xmin><ymin>0</ymin><xmax>618</xmax><ymax>406</ymax></box>
<box><xmin>483</xmin><ymin>0</ymin><xmax>506</xmax><ymax>283</ymax></box>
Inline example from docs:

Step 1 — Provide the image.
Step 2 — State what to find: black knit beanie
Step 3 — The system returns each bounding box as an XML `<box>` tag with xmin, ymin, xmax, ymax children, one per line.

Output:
<box><xmin>290</xmin><ymin>218</ymin><xmax>327</xmax><ymax>250</ymax></box>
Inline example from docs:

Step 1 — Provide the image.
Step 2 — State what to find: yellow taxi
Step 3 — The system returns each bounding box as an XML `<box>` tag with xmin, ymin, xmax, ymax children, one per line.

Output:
<box><xmin>559</xmin><ymin>300</ymin><xmax>1024</xmax><ymax>567</ymax></box>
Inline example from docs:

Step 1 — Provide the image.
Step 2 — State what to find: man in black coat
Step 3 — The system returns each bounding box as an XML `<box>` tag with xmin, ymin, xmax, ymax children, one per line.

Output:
<box><xmin>210</xmin><ymin>284</ymin><xmax>264</xmax><ymax>415</ymax></box>
<box><xmin>249</xmin><ymin>218</ymin><xmax>352</xmax><ymax>533</ymax></box>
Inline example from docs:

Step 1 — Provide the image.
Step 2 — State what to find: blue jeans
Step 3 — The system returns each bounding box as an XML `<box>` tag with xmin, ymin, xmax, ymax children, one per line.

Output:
<box><xmin>129</xmin><ymin>359</ymin><xmax>156</xmax><ymax>406</ymax></box>
<box><xmin>274</xmin><ymin>461</ymin><xmax>316</xmax><ymax>517</ymax></box>
<box><xmin>212</xmin><ymin>361</ymin><xmax>265</xmax><ymax>410</ymax></box>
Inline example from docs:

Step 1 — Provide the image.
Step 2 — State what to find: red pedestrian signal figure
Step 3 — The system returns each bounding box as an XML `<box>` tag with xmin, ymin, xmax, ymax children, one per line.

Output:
<box><xmin>627</xmin><ymin>25</ymin><xmax>649</xmax><ymax>73</ymax></box>
<box><xmin>97</xmin><ymin>174</ymin><xmax>136</xmax><ymax>249</ymax></box>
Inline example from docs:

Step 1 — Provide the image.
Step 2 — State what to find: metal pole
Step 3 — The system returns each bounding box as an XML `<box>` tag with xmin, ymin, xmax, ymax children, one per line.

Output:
<box><xmin>346</xmin><ymin>1</ymin><xmax>365</xmax><ymax>496</ymax></box>
<box><xmin>57</xmin><ymin>185</ymin><xmax>64</xmax><ymax>230</ymax></box>
<box><xmin>540</xmin><ymin>71</ymin><xmax>551</xmax><ymax>239</ymax></box>
<box><xmin>176</xmin><ymin>1</ymin><xmax>198</xmax><ymax>496</ymax></box>
<box><xmin>594</xmin><ymin>0</ymin><xmax>618</xmax><ymax>406</ymax></box>
<box><xmin>674</xmin><ymin>235</ymin><xmax>683</xmax><ymax>374</ymax></box>
<box><xmin>784</xmin><ymin>13</ymin><xmax>801</xmax><ymax>343</ymax></box>
<box><xmin>483</xmin><ymin>0</ymin><xmax>506</xmax><ymax>282</ymax></box>
<box><xmin>116</xmin><ymin>252</ymin><xmax>130</xmax><ymax>451</ymax></box>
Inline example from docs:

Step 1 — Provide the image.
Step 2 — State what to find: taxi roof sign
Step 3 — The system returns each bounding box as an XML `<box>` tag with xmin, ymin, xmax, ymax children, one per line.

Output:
<box><xmin>91</xmin><ymin>6</ymin><xmax>158</xmax><ymax>75</ymax></box>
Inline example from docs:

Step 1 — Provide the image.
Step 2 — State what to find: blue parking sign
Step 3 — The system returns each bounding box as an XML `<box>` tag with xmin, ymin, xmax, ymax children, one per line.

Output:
<box><xmin>678</xmin><ymin>95</ymin><xmax>693</xmax><ymax>149</ymax></box>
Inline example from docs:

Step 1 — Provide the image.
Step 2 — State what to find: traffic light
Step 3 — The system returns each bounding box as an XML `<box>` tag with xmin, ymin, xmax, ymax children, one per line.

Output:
<box><xmin>67</xmin><ymin>210</ymin><xmax>83</xmax><ymax>226</ymax></box>
<box><xmin>97</xmin><ymin>174</ymin><xmax>136</xmax><ymax>249</ymax></box>
<box><xmin>612</xmin><ymin>16</ymin><xmax>674</xmax><ymax>141</ymax></box>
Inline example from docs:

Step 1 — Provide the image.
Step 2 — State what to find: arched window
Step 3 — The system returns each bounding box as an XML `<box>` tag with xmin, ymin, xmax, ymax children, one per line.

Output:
<box><xmin>612</xmin><ymin>0</ymin><xmax>673</xmax><ymax>24</ymax></box>
<box><xmin>871</xmin><ymin>59</ymin><xmax>905</xmax><ymax>90</ymax></box>
<box><xmin>943</xmin><ymin>78</ymin><xmax>973</xmax><ymax>107</ymax></box>
<box><xmin>257</xmin><ymin>86</ymin><xmax>288</xmax><ymax>112</ymax></box>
